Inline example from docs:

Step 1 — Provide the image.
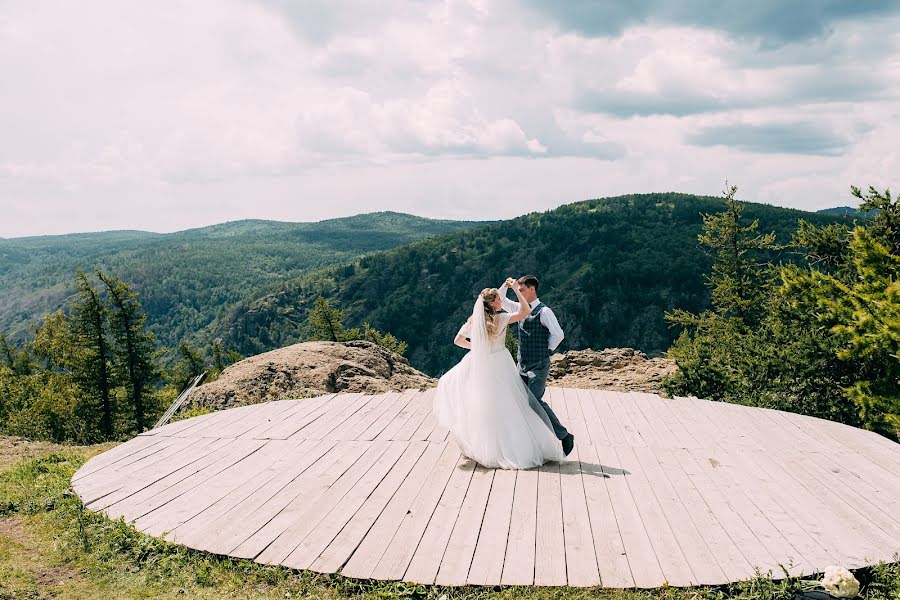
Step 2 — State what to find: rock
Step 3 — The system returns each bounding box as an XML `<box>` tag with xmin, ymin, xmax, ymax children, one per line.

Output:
<box><xmin>548</xmin><ymin>347</ymin><xmax>677</xmax><ymax>395</ymax></box>
<box><xmin>187</xmin><ymin>340</ymin><xmax>436</xmax><ymax>411</ymax></box>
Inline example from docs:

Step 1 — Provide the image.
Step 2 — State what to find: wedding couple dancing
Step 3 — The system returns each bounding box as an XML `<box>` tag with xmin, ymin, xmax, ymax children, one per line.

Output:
<box><xmin>433</xmin><ymin>275</ymin><xmax>575</xmax><ymax>470</ymax></box>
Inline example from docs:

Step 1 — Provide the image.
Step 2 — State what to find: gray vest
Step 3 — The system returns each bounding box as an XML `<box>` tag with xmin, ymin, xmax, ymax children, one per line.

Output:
<box><xmin>517</xmin><ymin>302</ymin><xmax>551</xmax><ymax>365</ymax></box>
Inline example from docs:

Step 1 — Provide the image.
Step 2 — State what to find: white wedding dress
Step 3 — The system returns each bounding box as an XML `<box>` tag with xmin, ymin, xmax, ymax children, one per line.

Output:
<box><xmin>433</xmin><ymin>299</ymin><xmax>564</xmax><ymax>470</ymax></box>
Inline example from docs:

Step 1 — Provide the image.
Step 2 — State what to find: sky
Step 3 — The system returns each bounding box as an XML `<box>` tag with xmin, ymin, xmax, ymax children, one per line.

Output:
<box><xmin>1</xmin><ymin>1</ymin><xmax>899</xmax><ymax>237</ymax></box>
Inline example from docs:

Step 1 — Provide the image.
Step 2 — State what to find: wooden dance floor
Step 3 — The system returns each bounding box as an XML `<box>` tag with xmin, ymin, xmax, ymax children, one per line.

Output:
<box><xmin>72</xmin><ymin>388</ymin><xmax>900</xmax><ymax>587</ymax></box>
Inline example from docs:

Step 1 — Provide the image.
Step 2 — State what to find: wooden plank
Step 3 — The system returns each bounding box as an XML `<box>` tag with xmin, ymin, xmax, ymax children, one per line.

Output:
<box><xmin>255</xmin><ymin>441</ymin><xmax>399</xmax><ymax>564</ymax></box>
<box><xmin>367</xmin><ymin>446</ymin><xmax>463</xmax><ymax>581</ymax></box>
<box><xmin>213</xmin><ymin>401</ymin><xmax>293</xmax><ymax>439</ymax></box>
<box><xmin>142</xmin><ymin>410</ymin><xmax>219</xmax><ymax>438</ymax></box>
<box><xmin>373</xmin><ymin>390</ymin><xmax>431</xmax><ymax>441</ymax></box>
<box><xmin>499</xmin><ymin>467</ymin><xmax>538</xmax><ymax>586</ymax></box>
<box><xmin>164</xmin><ymin>439</ymin><xmax>323</xmax><ymax>548</ymax></box>
<box><xmin>253</xmin><ymin>394</ymin><xmax>338</xmax><ymax>439</ymax></box>
<box><xmin>744</xmin><ymin>447</ymin><xmax>892</xmax><ymax>568</ymax></box>
<box><xmin>642</xmin><ymin>394</ymin><xmax>702</xmax><ymax>449</ymax></box>
<box><xmin>298</xmin><ymin>393</ymin><xmax>370</xmax><ymax>440</ymax></box>
<box><xmin>534</xmin><ymin>461</ymin><xmax>566</xmax><ymax>586</ymax></box>
<box><xmin>410</xmin><ymin>410</ymin><xmax>438</xmax><ymax>442</ymax></box>
<box><xmin>579</xmin><ymin>443</ymin><xmax>634</xmax><ymax>588</ymax></box>
<box><xmin>328</xmin><ymin>392</ymin><xmax>396</xmax><ymax>441</ymax></box>
<box><xmin>624</xmin><ymin>392</ymin><xmax>680</xmax><ymax>449</ymax></box>
<box><xmin>172</xmin><ymin>403</ymin><xmax>268</xmax><ymax>439</ymax></box>
<box><xmin>89</xmin><ymin>437</ymin><xmax>228</xmax><ymax>511</ymax></box>
<box><xmin>591</xmin><ymin>390</ymin><xmax>634</xmax><ymax>446</ymax></box>
<box><xmin>287</xmin><ymin>441</ymin><xmax>423</xmax><ymax>570</ymax></box>
<box><xmin>335</xmin><ymin>440</ymin><xmax>449</xmax><ymax>579</ymax></box>
<box><xmin>616</xmin><ymin>391</ymin><xmax>660</xmax><ymax>446</ymax></box>
<box><xmin>185</xmin><ymin>439</ymin><xmax>345</xmax><ymax>554</ymax></box>
<box><xmin>727</xmin><ymin>447</ymin><xmax>874</xmax><ymax>569</ymax></box>
<box><xmin>73</xmin><ymin>436</ymin><xmax>179</xmax><ymax>485</ymax></box>
<box><xmin>73</xmin><ymin>436</ymin><xmax>167</xmax><ymax>481</ymax></box>
<box><xmin>650</xmin><ymin>445</ymin><xmax>753</xmax><ymax>583</ymax></box>
<box><xmin>575</xmin><ymin>388</ymin><xmax>609</xmax><ymax>446</ymax></box>
<box><xmin>614</xmin><ymin>445</ymin><xmax>697</xmax><ymax>585</ymax></box>
<box><xmin>231</xmin><ymin>440</ymin><xmax>378</xmax><ymax>559</ymax></box>
<box><xmin>135</xmin><ymin>439</ymin><xmax>278</xmax><ymax>536</ymax></box>
<box><xmin>559</xmin><ymin>446</ymin><xmax>601</xmax><ymax>587</ymax></box>
<box><xmin>434</xmin><ymin>465</ymin><xmax>495</xmax><ymax>586</ymax></box>
<box><xmin>403</xmin><ymin>456</ymin><xmax>476</xmax><ymax>584</ymax></box>
<box><xmin>561</xmin><ymin>387</ymin><xmax>592</xmax><ymax>445</ymax></box>
<box><xmin>684</xmin><ymin>447</ymin><xmax>800</xmax><ymax>576</ymax></box>
<box><xmin>77</xmin><ymin>437</ymin><xmax>202</xmax><ymax>505</ymax></box>
<box><xmin>357</xmin><ymin>390</ymin><xmax>419</xmax><ymax>440</ymax></box>
<box><xmin>593</xmin><ymin>444</ymin><xmax>666</xmax><ymax>587</ymax></box>
<box><xmin>466</xmin><ymin>468</ymin><xmax>516</xmax><ymax>586</ymax></box>
<box><xmin>631</xmin><ymin>445</ymin><xmax>727</xmax><ymax>584</ymax></box>
<box><xmin>100</xmin><ymin>438</ymin><xmax>259</xmax><ymax>522</ymax></box>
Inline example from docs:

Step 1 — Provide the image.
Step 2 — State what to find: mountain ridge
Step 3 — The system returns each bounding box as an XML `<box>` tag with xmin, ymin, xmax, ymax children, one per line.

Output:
<box><xmin>212</xmin><ymin>192</ymin><xmax>857</xmax><ymax>376</ymax></box>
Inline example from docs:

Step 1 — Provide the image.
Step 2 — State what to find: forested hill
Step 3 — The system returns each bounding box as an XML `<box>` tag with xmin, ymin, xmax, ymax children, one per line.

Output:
<box><xmin>0</xmin><ymin>212</ymin><xmax>479</xmax><ymax>347</ymax></box>
<box><xmin>215</xmin><ymin>193</ymin><xmax>861</xmax><ymax>376</ymax></box>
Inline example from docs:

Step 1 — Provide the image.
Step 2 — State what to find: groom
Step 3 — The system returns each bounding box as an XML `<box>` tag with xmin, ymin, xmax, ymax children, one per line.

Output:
<box><xmin>499</xmin><ymin>275</ymin><xmax>575</xmax><ymax>456</ymax></box>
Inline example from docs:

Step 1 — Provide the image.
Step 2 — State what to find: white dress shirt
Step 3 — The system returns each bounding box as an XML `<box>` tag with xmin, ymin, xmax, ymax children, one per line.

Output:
<box><xmin>498</xmin><ymin>283</ymin><xmax>564</xmax><ymax>351</ymax></box>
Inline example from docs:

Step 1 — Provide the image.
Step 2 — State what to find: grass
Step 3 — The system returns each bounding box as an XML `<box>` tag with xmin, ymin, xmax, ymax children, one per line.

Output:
<box><xmin>0</xmin><ymin>439</ymin><xmax>898</xmax><ymax>599</ymax></box>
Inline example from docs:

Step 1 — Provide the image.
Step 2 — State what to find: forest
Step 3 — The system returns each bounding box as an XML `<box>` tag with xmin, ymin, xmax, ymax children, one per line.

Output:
<box><xmin>3</xmin><ymin>190</ymin><xmax>895</xmax><ymax>444</ymax></box>
<box><xmin>0</xmin><ymin>212</ymin><xmax>477</xmax><ymax>351</ymax></box>
<box><xmin>213</xmin><ymin>193</ymin><xmax>857</xmax><ymax>376</ymax></box>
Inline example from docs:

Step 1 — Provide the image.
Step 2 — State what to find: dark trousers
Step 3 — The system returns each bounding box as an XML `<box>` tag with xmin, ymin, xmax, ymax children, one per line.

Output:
<box><xmin>520</xmin><ymin>358</ymin><xmax>569</xmax><ymax>441</ymax></box>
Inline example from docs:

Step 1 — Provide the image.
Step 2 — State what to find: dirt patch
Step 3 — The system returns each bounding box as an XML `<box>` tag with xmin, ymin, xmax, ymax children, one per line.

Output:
<box><xmin>0</xmin><ymin>516</ymin><xmax>81</xmax><ymax>590</ymax></box>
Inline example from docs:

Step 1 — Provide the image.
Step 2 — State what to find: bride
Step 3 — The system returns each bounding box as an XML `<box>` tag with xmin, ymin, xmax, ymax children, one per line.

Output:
<box><xmin>433</xmin><ymin>280</ymin><xmax>564</xmax><ymax>469</ymax></box>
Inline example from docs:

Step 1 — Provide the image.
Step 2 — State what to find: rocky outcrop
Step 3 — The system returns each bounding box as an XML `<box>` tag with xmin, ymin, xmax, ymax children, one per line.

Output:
<box><xmin>548</xmin><ymin>347</ymin><xmax>677</xmax><ymax>395</ymax></box>
<box><xmin>187</xmin><ymin>340</ymin><xmax>435</xmax><ymax>411</ymax></box>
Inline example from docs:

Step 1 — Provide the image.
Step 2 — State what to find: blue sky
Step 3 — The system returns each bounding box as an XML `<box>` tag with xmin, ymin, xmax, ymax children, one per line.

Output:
<box><xmin>1</xmin><ymin>1</ymin><xmax>898</xmax><ymax>236</ymax></box>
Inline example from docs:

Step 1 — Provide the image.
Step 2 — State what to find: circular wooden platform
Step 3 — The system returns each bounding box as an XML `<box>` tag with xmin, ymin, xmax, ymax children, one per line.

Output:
<box><xmin>72</xmin><ymin>388</ymin><xmax>900</xmax><ymax>588</ymax></box>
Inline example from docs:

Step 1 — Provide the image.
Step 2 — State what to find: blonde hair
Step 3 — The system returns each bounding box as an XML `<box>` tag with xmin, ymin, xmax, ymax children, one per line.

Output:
<box><xmin>480</xmin><ymin>288</ymin><xmax>499</xmax><ymax>337</ymax></box>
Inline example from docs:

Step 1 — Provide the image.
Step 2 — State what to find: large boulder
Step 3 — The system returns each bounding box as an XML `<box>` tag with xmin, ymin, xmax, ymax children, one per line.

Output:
<box><xmin>548</xmin><ymin>347</ymin><xmax>677</xmax><ymax>394</ymax></box>
<box><xmin>187</xmin><ymin>340</ymin><xmax>436</xmax><ymax>411</ymax></box>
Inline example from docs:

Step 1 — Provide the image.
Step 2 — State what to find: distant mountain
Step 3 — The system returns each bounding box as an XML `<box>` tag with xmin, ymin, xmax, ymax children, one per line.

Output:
<box><xmin>0</xmin><ymin>212</ymin><xmax>480</xmax><ymax>347</ymax></box>
<box><xmin>816</xmin><ymin>206</ymin><xmax>878</xmax><ymax>218</ymax></box>
<box><xmin>214</xmin><ymin>193</ymin><xmax>852</xmax><ymax>376</ymax></box>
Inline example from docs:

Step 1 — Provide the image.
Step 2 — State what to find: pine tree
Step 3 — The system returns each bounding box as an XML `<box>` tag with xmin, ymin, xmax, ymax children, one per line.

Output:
<box><xmin>308</xmin><ymin>296</ymin><xmax>359</xmax><ymax>342</ymax></box>
<box><xmin>98</xmin><ymin>271</ymin><xmax>157</xmax><ymax>432</ymax></box>
<box><xmin>694</xmin><ymin>185</ymin><xmax>778</xmax><ymax>326</ymax></box>
<box><xmin>70</xmin><ymin>271</ymin><xmax>114</xmax><ymax>438</ymax></box>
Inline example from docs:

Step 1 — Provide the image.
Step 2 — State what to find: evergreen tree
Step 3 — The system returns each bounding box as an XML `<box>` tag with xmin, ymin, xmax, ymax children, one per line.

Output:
<box><xmin>308</xmin><ymin>296</ymin><xmax>359</xmax><ymax>342</ymax></box>
<box><xmin>172</xmin><ymin>342</ymin><xmax>207</xmax><ymax>392</ymax></box>
<box><xmin>676</xmin><ymin>185</ymin><xmax>778</xmax><ymax>327</ymax></box>
<box><xmin>362</xmin><ymin>322</ymin><xmax>408</xmax><ymax>355</ymax></box>
<box><xmin>98</xmin><ymin>271</ymin><xmax>158</xmax><ymax>432</ymax></box>
<box><xmin>69</xmin><ymin>271</ymin><xmax>114</xmax><ymax>438</ymax></box>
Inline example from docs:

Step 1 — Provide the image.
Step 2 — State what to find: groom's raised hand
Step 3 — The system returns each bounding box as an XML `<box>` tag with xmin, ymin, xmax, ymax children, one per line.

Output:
<box><xmin>505</xmin><ymin>277</ymin><xmax>517</xmax><ymax>288</ymax></box>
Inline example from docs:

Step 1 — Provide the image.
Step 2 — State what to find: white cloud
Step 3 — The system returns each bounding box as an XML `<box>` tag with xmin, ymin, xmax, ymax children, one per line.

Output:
<box><xmin>0</xmin><ymin>0</ymin><xmax>899</xmax><ymax>236</ymax></box>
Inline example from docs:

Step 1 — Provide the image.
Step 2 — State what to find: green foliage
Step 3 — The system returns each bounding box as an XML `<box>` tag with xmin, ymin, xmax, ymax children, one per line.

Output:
<box><xmin>309</xmin><ymin>296</ymin><xmax>360</xmax><ymax>342</ymax></box>
<box><xmin>308</xmin><ymin>296</ymin><xmax>410</xmax><ymax>355</ymax></box>
<box><xmin>665</xmin><ymin>185</ymin><xmax>900</xmax><ymax>439</ymax></box>
<box><xmin>69</xmin><ymin>271</ymin><xmax>115</xmax><ymax>437</ymax></box>
<box><xmin>218</xmin><ymin>193</ymin><xmax>849</xmax><ymax>376</ymax></box>
<box><xmin>98</xmin><ymin>271</ymin><xmax>159</xmax><ymax>432</ymax></box>
<box><xmin>362</xmin><ymin>322</ymin><xmax>408</xmax><ymax>356</ymax></box>
<box><xmin>0</xmin><ymin>213</ymin><xmax>477</xmax><ymax>354</ymax></box>
<box><xmin>0</xmin><ymin>272</ymin><xmax>209</xmax><ymax>443</ymax></box>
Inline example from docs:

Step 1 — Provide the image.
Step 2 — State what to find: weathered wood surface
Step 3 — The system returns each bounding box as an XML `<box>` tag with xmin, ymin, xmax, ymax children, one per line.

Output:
<box><xmin>73</xmin><ymin>387</ymin><xmax>900</xmax><ymax>588</ymax></box>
